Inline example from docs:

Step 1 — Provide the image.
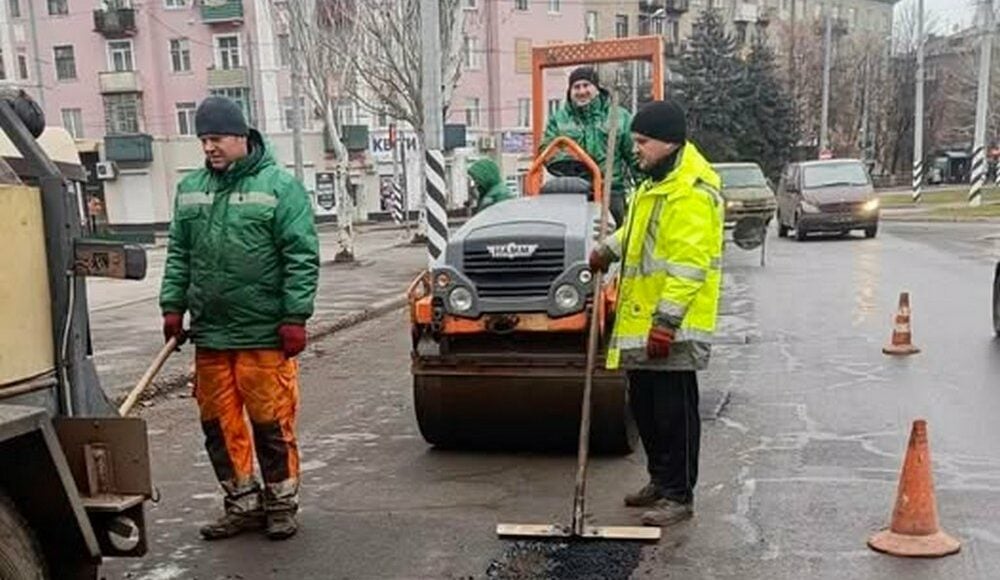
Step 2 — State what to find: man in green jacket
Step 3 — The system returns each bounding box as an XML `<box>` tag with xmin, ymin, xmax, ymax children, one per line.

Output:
<box><xmin>590</xmin><ymin>101</ymin><xmax>723</xmax><ymax>528</ymax></box>
<box><xmin>467</xmin><ymin>158</ymin><xmax>514</xmax><ymax>213</ymax></box>
<box><xmin>160</xmin><ymin>96</ymin><xmax>319</xmax><ymax>541</ymax></box>
<box><xmin>540</xmin><ymin>66</ymin><xmax>637</xmax><ymax>224</ymax></box>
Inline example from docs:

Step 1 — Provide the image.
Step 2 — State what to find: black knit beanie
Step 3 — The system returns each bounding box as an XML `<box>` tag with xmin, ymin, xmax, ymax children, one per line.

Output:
<box><xmin>195</xmin><ymin>96</ymin><xmax>249</xmax><ymax>137</ymax></box>
<box><xmin>568</xmin><ymin>66</ymin><xmax>600</xmax><ymax>89</ymax></box>
<box><xmin>630</xmin><ymin>100</ymin><xmax>687</xmax><ymax>144</ymax></box>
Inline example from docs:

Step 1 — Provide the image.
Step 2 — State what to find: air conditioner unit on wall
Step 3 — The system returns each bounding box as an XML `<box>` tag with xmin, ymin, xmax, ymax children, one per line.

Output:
<box><xmin>477</xmin><ymin>135</ymin><xmax>496</xmax><ymax>151</ymax></box>
<box><xmin>95</xmin><ymin>161</ymin><xmax>118</xmax><ymax>181</ymax></box>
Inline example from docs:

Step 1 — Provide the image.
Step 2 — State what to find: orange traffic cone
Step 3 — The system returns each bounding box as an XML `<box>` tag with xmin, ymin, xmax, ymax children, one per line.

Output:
<box><xmin>883</xmin><ymin>292</ymin><xmax>920</xmax><ymax>355</ymax></box>
<box><xmin>868</xmin><ymin>419</ymin><xmax>960</xmax><ymax>558</ymax></box>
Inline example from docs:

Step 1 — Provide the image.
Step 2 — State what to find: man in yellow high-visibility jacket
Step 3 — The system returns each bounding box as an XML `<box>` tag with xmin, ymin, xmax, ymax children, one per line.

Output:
<box><xmin>590</xmin><ymin>101</ymin><xmax>723</xmax><ymax>527</ymax></box>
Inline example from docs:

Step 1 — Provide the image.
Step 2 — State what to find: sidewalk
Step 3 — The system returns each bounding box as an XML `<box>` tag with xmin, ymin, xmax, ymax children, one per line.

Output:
<box><xmin>88</xmin><ymin>227</ymin><xmax>427</xmax><ymax>403</ymax></box>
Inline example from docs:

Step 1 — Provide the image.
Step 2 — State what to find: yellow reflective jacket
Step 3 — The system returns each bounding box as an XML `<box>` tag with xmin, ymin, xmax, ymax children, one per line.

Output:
<box><xmin>602</xmin><ymin>142</ymin><xmax>724</xmax><ymax>371</ymax></box>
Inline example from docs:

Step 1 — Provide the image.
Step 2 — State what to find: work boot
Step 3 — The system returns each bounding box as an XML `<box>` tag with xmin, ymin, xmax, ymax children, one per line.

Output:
<box><xmin>640</xmin><ymin>499</ymin><xmax>693</xmax><ymax>527</ymax></box>
<box><xmin>199</xmin><ymin>510</ymin><xmax>265</xmax><ymax>540</ymax></box>
<box><xmin>266</xmin><ymin>511</ymin><xmax>298</xmax><ymax>541</ymax></box>
<box><xmin>624</xmin><ymin>482</ymin><xmax>663</xmax><ymax>507</ymax></box>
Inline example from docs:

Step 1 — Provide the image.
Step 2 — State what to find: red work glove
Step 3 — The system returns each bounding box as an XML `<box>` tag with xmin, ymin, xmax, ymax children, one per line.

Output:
<box><xmin>162</xmin><ymin>312</ymin><xmax>186</xmax><ymax>344</ymax></box>
<box><xmin>647</xmin><ymin>326</ymin><xmax>675</xmax><ymax>359</ymax></box>
<box><xmin>588</xmin><ymin>247</ymin><xmax>612</xmax><ymax>273</ymax></box>
<box><xmin>278</xmin><ymin>323</ymin><xmax>307</xmax><ymax>358</ymax></box>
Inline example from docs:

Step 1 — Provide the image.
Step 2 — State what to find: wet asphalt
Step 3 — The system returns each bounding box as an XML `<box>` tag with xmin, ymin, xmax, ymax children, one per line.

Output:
<box><xmin>102</xmin><ymin>221</ymin><xmax>1000</xmax><ymax>579</ymax></box>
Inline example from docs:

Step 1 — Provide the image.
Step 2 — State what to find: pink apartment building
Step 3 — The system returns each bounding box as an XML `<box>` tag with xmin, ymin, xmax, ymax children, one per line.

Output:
<box><xmin>4</xmin><ymin>0</ymin><xmax>586</xmax><ymax>229</ymax></box>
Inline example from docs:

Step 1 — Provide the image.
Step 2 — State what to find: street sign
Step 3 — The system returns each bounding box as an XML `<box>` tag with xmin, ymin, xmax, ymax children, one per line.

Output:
<box><xmin>315</xmin><ymin>172</ymin><xmax>336</xmax><ymax>211</ymax></box>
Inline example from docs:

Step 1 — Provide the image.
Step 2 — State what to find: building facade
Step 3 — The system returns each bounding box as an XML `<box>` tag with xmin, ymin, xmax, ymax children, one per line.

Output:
<box><xmin>1</xmin><ymin>0</ymin><xmax>589</xmax><ymax>230</ymax></box>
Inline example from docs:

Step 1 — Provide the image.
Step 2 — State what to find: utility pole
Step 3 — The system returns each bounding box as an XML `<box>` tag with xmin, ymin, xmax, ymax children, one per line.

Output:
<box><xmin>289</xmin><ymin>14</ymin><xmax>305</xmax><ymax>182</ymax></box>
<box><xmin>788</xmin><ymin>0</ymin><xmax>796</xmax><ymax>99</ymax></box>
<box><xmin>420</xmin><ymin>0</ymin><xmax>448</xmax><ymax>261</ymax></box>
<box><xmin>913</xmin><ymin>0</ymin><xmax>925</xmax><ymax>202</ymax></box>
<box><xmin>819</xmin><ymin>11</ymin><xmax>832</xmax><ymax>156</ymax></box>
<box><xmin>969</xmin><ymin>0</ymin><xmax>993</xmax><ymax>207</ymax></box>
<box><xmin>631</xmin><ymin>62</ymin><xmax>639</xmax><ymax>113</ymax></box>
<box><xmin>486</xmin><ymin>0</ymin><xmax>502</xmax><ymax>166</ymax></box>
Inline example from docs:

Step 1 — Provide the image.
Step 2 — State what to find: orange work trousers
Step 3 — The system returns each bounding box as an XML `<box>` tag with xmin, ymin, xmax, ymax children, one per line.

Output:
<box><xmin>195</xmin><ymin>349</ymin><xmax>300</xmax><ymax>511</ymax></box>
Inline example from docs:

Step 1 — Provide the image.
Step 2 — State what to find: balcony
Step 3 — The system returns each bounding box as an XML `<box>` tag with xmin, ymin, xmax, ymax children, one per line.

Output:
<box><xmin>105</xmin><ymin>134</ymin><xmax>153</xmax><ymax>163</ymax></box>
<box><xmin>201</xmin><ymin>0</ymin><xmax>244</xmax><ymax>24</ymax></box>
<box><xmin>93</xmin><ymin>8</ymin><xmax>136</xmax><ymax>37</ymax></box>
<box><xmin>206</xmin><ymin>66</ymin><xmax>249</xmax><ymax>89</ymax></box>
<box><xmin>639</xmin><ymin>0</ymin><xmax>688</xmax><ymax>14</ymax></box>
<box><xmin>99</xmin><ymin>71</ymin><xmax>141</xmax><ymax>94</ymax></box>
<box><xmin>664</xmin><ymin>0</ymin><xmax>689</xmax><ymax>14</ymax></box>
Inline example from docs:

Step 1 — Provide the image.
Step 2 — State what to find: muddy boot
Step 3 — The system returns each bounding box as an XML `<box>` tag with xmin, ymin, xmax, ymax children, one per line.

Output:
<box><xmin>199</xmin><ymin>510</ymin><xmax>266</xmax><ymax>540</ymax></box>
<box><xmin>266</xmin><ymin>511</ymin><xmax>298</xmax><ymax>540</ymax></box>
<box><xmin>640</xmin><ymin>499</ymin><xmax>693</xmax><ymax>527</ymax></box>
<box><xmin>624</xmin><ymin>482</ymin><xmax>663</xmax><ymax>507</ymax></box>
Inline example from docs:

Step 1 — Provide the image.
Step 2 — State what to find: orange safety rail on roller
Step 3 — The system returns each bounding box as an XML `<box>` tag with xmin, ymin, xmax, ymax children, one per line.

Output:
<box><xmin>524</xmin><ymin>136</ymin><xmax>603</xmax><ymax>200</ymax></box>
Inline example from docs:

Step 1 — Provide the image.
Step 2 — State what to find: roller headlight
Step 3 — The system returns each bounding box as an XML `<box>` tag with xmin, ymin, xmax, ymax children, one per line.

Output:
<box><xmin>862</xmin><ymin>198</ymin><xmax>880</xmax><ymax>212</ymax></box>
<box><xmin>578</xmin><ymin>269</ymin><xmax>593</xmax><ymax>284</ymax></box>
<box><xmin>448</xmin><ymin>286</ymin><xmax>473</xmax><ymax>312</ymax></box>
<box><xmin>554</xmin><ymin>284</ymin><xmax>581</xmax><ymax>310</ymax></box>
<box><xmin>726</xmin><ymin>200</ymin><xmax>742</xmax><ymax>209</ymax></box>
<box><xmin>801</xmin><ymin>201</ymin><xmax>820</xmax><ymax>214</ymax></box>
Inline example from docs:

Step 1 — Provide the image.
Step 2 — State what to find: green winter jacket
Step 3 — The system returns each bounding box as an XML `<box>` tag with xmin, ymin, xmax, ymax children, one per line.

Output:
<box><xmin>160</xmin><ymin>130</ymin><xmax>320</xmax><ymax>350</ymax></box>
<box><xmin>539</xmin><ymin>92</ymin><xmax>637</xmax><ymax>196</ymax></box>
<box><xmin>467</xmin><ymin>158</ymin><xmax>514</xmax><ymax>212</ymax></box>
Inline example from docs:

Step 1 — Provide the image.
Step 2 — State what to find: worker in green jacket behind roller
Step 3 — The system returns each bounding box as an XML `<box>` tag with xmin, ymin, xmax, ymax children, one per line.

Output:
<box><xmin>467</xmin><ymin>157</ymin><xmax>514</xmax><ymax>213</ymax></box>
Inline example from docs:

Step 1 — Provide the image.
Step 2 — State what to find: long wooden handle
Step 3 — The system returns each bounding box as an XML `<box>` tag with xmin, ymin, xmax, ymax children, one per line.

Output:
<box><xmin>119</xmin><ymin>336</ymin><xmax>179</xmax><ymax>416</ymax></box>
<box><xmin>571</xmin><ymin>93</ymin><xmax>621</xmax><ymax>535</ymax></box>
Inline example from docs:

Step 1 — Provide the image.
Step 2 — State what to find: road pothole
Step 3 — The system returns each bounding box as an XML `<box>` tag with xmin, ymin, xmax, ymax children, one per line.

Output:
<box><xmin>486</xmin><ymin>540</ymin><xmax>642</xmax><ymax>580</ymax></box>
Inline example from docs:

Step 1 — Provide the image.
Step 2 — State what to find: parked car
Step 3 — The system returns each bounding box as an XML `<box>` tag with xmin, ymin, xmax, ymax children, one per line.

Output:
<box><xmin>776</xmin><ymin>159</ymin><xmax>880</xmax><ymax>241</ymax></box>
<box><xmin>713</xmin><ymin>162</ymin><xmax>777</xmax><ymax>228</ymax></box>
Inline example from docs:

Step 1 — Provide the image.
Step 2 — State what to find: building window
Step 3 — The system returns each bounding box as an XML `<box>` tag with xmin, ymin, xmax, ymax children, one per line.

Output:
<box><xmin>465</xmin><ymin>97</ymin><xmax>480</xmax><ymax>128</ymax></box>
<box><xmin>615</xmin><ymin>14</ymin><xmax>628</xmax><ymax>38</ymax></box>
<box><xmin>277</xmin><ymin>33</ymin><xmax>291</xmax><ymax>68</ymax></box>
<box><xmin>54</xmin><ymin>45</ymin><xmax>76</xmax><ymax>81</ymax></box>
<box><xmin>517</xmin><ymin>98</ymin><xmax>530</xmax><ymax>128</ymax></box>
<box><xmin>548</xmin><ymin>0</ymin><xmax>560</xmax><ymax>14</ymax></box>
<box><xmin>176</xmin><ymin>102</ymin><xmax>196</xmax><ymax>135</ymax></box>
<box><xmin>16</xmin><ymin>54</ymin><xmax>28</xmax><ymax>80</ymax></box>
<box><xmin>464</xmin><ymin>36</ymin><xmax>481</xmax><ymax>70</ymax></box>
<box><xmin>585</xmin><ymin>11</ymin><xmax>597</xmax><ymax>40</ymax></box>
<box><xmin>515</xmin><ymin>0</ymin><xmax>527</xmax><ymax>11</ymax></box>
<box><xmin>463</xmin><ymin>0</ymin><xmax>476</xmax><ymax>9</ymax></box>
<box><xmin>336</xmin><ymin>100</ymin><xmax>356</xmax><ymax>125</ymax></box>
<box><xmin>164</xmin><ymin>0</ymin><xmax>187</xmax><ymax>7</ymax></box>
<box><xmin>283</xmin><ymin>96</ymin><xmax>312</xmax><ymax>131</ymax></box>
<box><xmin>215</xmin><ymin>35</ymin><xmax>241</xmax><ymax>70</ymax></box>
<box><xmin>547</xmin><ymin>98</ymin><xmax>560</xmax><ymax>117</ymax></box>
<box><xmin>61</xmin><ymin>108</ymin><xmax>83</xmax><ymax>139</ymax></box>
<box><xmin>104</xmin><ymin>93</ymin><xmax>143</xmax><ymax>134</ymax></box>
<box><xmin>0</xmin><ymin>50</ymin><xmax>6</xmax><ymax>80</ymax></box>
<box><xmin>108</xmin><ymin>40</ymin><xmax>134</xmax><ymax>72</ymax></box>
<box><xmin>671</xmin><ymin>20</ymin><xmax>680</xmax><ymax>44</ymax></box>
<box><xmin>209</xmin><ymin>88</ymin><xmax>252</xmax><ymax>125</ymax></box>
<box><xmin>47</xmin><ymin>0</ymin><xmax>67</xmax><ymax>16</ymax></box>
<box><xmin>8</xmin><ymin>0</ymin><xmax>20</xmax><ymax>18</ymax></box>
<box><xmin>170</xmin><ymin>38</ymin><xmax>191</xmax><ymax>73</ymax></box>
<box><xmin>515</xmin><ymin>38</ymin><xmax>531</xmax><ymax>74</ymax></box>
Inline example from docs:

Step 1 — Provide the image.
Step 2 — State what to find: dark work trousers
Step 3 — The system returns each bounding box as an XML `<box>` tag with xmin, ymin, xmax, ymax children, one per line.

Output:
<box><xmin>627</xmin><ymin>370</ymin><xmax>700</xmax><ymax>504</ymax></box>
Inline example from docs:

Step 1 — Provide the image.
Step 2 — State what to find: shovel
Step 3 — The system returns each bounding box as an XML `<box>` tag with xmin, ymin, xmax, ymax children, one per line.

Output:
<box><xmin>118</xmin><ymin>335</ymin><xmax>181</xmax><ymax>416</ymax></box>
<box><xmin>496</xmin><ymin>94</ymin><xmax>661</xmax><ymax>542</ymax></box>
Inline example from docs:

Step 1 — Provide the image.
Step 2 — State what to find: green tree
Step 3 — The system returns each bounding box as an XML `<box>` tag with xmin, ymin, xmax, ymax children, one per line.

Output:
<box><xmin>737</xmin><ymin>36</ymin><xmax>800</xmax><ymax>180</ymax></box>
<box><xmin>673</xmin><ymin>9</ymin><xmax>745</xmax><ymax>162</ymax></box>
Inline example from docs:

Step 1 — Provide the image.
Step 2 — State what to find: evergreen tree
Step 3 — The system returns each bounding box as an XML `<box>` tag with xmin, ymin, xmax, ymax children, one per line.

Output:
<box><xmin>673</xmin><ymin>9</ymin><xmax>745</xmax><ymax>162</ymax></box>
<box><xmin>738</xmin><ymin>36</ymin><xmax>800</xmax><ymax>180</ymax></box>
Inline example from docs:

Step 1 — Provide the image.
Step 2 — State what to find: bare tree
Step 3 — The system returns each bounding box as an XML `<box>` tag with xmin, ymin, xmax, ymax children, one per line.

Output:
<box><xmin>336</xmin><ymin>0</ymin><xmax>465</xmax><ymax>138</ymax></box>
<box><xmin>273</xmin><ymin>0</ymin><xmax>360</xmax><ymax>261</ymax></box>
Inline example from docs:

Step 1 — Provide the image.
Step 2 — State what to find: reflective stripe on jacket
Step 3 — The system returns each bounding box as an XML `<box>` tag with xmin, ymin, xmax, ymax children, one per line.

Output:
<box><xmin>602</xmin><ymin>142</ymin><xmax>724</xmax><ymax>371</ymax></box>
